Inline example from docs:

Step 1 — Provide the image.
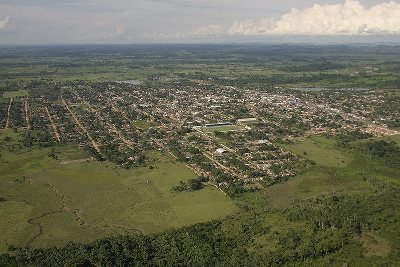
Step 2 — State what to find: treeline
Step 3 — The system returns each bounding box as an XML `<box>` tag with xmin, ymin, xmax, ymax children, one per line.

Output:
<box><xmin>334</xmin><ymin>130</ymin><xmax>373</xmax><ymax>147</ymax></box>
<box><xmin>361</xmin><ymin>140</ymin><xmax>400</xmax><ymax>168</ymax></box>
<box><xmin>278</xmin><ymin>61</ymin><xmax>346</xmax><ymax>72</ymax></box>
<box><xmin>172</xmin><ymin>176</ymin><xmax>208</xmax><ymax>192</ymax></box>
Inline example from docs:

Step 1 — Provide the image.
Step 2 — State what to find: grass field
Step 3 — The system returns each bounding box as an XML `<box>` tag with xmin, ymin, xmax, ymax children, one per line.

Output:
<box><xmin>3</xmin><ymin>90</ymin><xmax>29</xmax><ymax>99</ymax></box>
<box><xmin>55</xmin><ymin>145</ymin><xmax>91</xmax><ymax>161</ymax></box>
<box><xmin>0</xmin><ymin>132</ymin><xmax>238</xmax><ymax>253</ymax></box>
<box><xmin>203</xmin><ymin>125</ymin><xmax>243</xmax><ymax>133</ymax></box>
<box><xmin>371</xmin><ymin>134</ymin><xmax>400</xmax><ymax>146</ymax></box>
<box><xmin>132</xmin><ymin>120</ymin><xmax>158</xmax><ymax>130</ymax></box>
<box><xmin>356</xmin><ymin>232</ymin><xmax>391</xmax><ymax>257</ymax></box>
<box><xmin>264</xmin><ymin>135</ymin><xmax>400</xmax><ymax>209</ymax></box>
<box><xmin>281</xmin><ymin>136</ymin><xmax>352</xmax><ymax>167</ymax></box>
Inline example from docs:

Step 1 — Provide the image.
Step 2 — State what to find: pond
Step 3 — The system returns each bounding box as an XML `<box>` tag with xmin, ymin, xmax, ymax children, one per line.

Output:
<box><xmin>290</xmin><ymin>87</ymin><xmax>370</xmax><ymax>92</ymax></box>
<box><xmin>115</xmin><ymin>80</ymin><xmax>142</xmax><ymax>85</ymax></box>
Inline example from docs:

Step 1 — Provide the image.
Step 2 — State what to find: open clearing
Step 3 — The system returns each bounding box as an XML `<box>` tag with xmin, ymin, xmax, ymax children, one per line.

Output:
<box><xmin>203</xmin><ymin>125</ymin><xmax>244</xmax><ymax>133</ymax></box>
<box><xmin>3</xmin><ymin>90</ymin><xmax>29</xmax><ymax>99</ymax></box>
<box><xmin>370</xmin><ymin>134</ymin><xmax>400</xmax><ymax>146</ymax></box>
<box><xmin>0</xmin><ymin>132</ymin><xmax>238</xmax><ymax>252</ymax></box>
<box><xmin>281</xmin><ymin>135</ymin><xmax>352</xmax><ymax>167</ymax></box>
<box><xmin>131</xmin><ymin>120</ymin><xmax>158</xmax><ymax>130</ymax></box>
<box><xmin>356</xmin><ymin>232</ymin><xmax>391</xmax><ymax>257</ymax></box>
<box><xmin>264</xmin><ymin>135</ymin><xmax>399</xmax><ymax>209</ymax></box>
<box><xmin>263</xmin><ymin>166</ymin><xmax>372</xmax><ymax>209</ymax></box>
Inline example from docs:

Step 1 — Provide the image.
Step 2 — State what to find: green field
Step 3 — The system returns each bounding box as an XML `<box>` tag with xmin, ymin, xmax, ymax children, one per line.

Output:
<box><xmin>0</xmin><ymin>132</ymin><xmax>238</xmax><ymax>253</ymax></box>
<box><xmin>370</xmin><ymin>134</ymin><xmax>400</xmax><ymax>146</ymax></box>
<box><xmin>132</xmin><ymin>120</ymin><xmax>158</xmax><ymax>130</ymax></box>
<box><xmin>266</xmin><ymin>135</ymin><xmax>400</xmax><ymax>208</ymax></box>
<box><xmin>203</xmin><ymin>125</ymin><xmax>243</xmax><ymax>133</ymax></box>
<box><xmin>3</xmin><ymin>90</ymin><xmax>29</xmax><ymax>99</ymax></box>
<box><xmin>281</xmin><ymin>136</ymin><xmax>352</xmax><ymax>167</ymax></box>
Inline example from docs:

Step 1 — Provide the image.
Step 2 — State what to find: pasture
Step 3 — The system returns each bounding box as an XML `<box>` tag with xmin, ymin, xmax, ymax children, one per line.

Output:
<box><xmin>265</xmin><ymin>135</ymin><xmax>400</xmax><ymax>209</ymax></box>
<box><xmin>281</xmin><ymin>135</ymin><xmax>352</xmax><ymax>167</ymax></box>
<box><xmin>0</xmin><ymin>131</ymin><xmax>238</xmax><ymax>253</ymax></box>
<box><xmin>371</xmin><ymin>134</ymin><xmax>400</xmax><ymax>146</ymax></box>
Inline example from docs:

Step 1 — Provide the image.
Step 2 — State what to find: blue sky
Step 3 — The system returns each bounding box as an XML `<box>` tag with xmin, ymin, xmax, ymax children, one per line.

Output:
<box><xmin>0</xmin><ymin>0</ymin><xmax>399</xmax><ymax>44</ymax></box>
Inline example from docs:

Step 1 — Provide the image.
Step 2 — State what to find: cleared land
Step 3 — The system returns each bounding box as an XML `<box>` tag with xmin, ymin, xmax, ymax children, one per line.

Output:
<box><xmin>202</xmin><ymin>125</ymin><xmax>243</xmax><ymax>133</ymax></box>
<box><xmin>264</xmin><ymin>135</ymin><xmax>399</xmax><ymax>209</ymax></box>
<box><xmin>0</xmin><ymin>130</ymin><xmax>238</xmax><ymax>253</ymax></box>
<box><xmin>356</xmin><ymin>232</ymin><xmax>391</xmax><ymax>257</ymax></box>
<box><xmin>281</xmin><ymin>136</ymin><xmax>352</xmax><ymax>167</ymax></box>
<box><xmin>3</xmin><ymin>90</ymin><xmax>29</xmax><ymax>99</ymax></box>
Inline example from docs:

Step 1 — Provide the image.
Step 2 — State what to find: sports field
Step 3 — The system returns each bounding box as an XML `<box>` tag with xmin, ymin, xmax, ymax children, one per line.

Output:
<box><xmin>202</xmin><ymin>125</ymin><xmax>243</xmax><ymax>133</ymax></box>
<box><xmin>0</xmin><ymin>130</ymin><xmax>238</xmax><ymax>253</ymax></box>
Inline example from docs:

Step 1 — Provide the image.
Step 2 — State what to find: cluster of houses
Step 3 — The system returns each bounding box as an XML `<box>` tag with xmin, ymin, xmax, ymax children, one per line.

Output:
<box><xmin>17</xmin><ymin>81</ymin><xmax>399</xmax><ymax>189</ymax></box>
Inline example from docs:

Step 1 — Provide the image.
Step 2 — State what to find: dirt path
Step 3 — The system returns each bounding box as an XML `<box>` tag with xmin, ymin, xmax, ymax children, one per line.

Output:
<box><xmin>24</xmin><ymin>97</ymin><xmax>30</xmax><ymax>129</ymax></box>
<box><xmin>96</xmin><ymin>106</ymin><xmax>135</xmax><ymax>149</ymax></box>
<box><xmin>110</xmin><ymin>125</ymin><xmax>135</xmax><ymax>149</ymax></box>
<box><xmin>5</xmin><ymin>98</ymin><xmax>12</xmax><ymax>129</ymax></box>
<box><xmin>111</xmin><ymin>104</ymin><xmax>132</xmax><ymax>122</ymax></box>
<box><xmin>62</xmin><ymin>98</ymin><xmax>102</xmax><ymax>154</ymax></box>
<box><xmin>203</xmin><ymin>151</ymin><xmax>238</xmax><ymax>177</ymax></box>
<box><xmin>76</xmin><ymin>94</ymin><xmax>136</xmax><ymax>150</ymax></box>
<box><xmin>45</xmin><ymin>106</ymin><xmax>61</xmax><ymax>142</ymax></box>
<box><xmin>60</xmin><ymin>158</ymin><xmax>95</xmax><ymax>165</ymax></box>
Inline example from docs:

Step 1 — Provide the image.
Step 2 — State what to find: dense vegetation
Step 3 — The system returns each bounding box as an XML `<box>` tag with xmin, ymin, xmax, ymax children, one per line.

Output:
<box><xmin>172</xmin><ymin>177</ymin><xmax>208</xmax><ymax>192</ymax></box>
<box><xmin>361</xmin><ymin>140</ymin><xmax>400</xmax><ymax>168</ymax></box>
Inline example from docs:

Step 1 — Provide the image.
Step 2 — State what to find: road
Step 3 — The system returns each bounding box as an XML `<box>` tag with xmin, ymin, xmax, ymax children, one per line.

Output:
<box><xmin>5</xmin><ymin>98</ymin><xmax>12</xmax><ymax>129</ymax></box>
<box><xmin>45</xmin><ymin>106</ymin><xmax>61</xmax><ymax>142</ymax></box>
<box><xmin>24</xmin><ymin>97</ymin><xmax>30</xmax><ymax>129</ymax></box>
<box><xmin>62</xmin><ymin>98</ymin><xmax>102</xmax><ymax>154</ymax></box>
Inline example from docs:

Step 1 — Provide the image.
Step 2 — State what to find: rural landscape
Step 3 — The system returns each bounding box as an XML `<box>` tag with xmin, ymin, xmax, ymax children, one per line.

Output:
<box><xmin>0</xmin><ymin>44</ymin><xmax>399</xmax><ymax>266</ymax></box>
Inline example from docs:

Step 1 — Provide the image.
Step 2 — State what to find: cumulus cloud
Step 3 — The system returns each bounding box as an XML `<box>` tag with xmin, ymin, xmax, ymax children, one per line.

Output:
<box><xmin>191</xmin><ymin>0</ymin><xmax>400</xmax><ymax>37</ymax></box>
<box><xmin>189</xmin><ymin>24</ymin><xmax>225</xmax><ymax>37</ymax></box>
<box><xmin>0</xmin><ymin>16</ymin><xmax>10</xmax><ymax>30</ymax></box>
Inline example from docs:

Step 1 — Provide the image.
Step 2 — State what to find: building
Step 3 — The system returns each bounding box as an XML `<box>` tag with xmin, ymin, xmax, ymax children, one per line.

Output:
<box><xmin>238</xmin><ymin>118</ymin><xmax>257</xmax><ymax>124</ymax></box>
<box><xmin>215</xmin><ymin>148</ymin><xmax>228</xmax><ymax>155</ymax></box>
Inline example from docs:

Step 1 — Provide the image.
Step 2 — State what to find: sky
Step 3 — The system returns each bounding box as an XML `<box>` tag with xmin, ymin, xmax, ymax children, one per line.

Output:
<box><xmin>0</xmin><ymin>0</ymin><xmax>400</xmax><ymax>44</ymax></box>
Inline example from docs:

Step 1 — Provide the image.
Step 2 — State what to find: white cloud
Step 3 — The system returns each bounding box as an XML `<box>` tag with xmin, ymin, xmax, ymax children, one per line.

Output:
<box><xmin>189</xmin><ymin>24</ymin><xmax>225</xmax><ymax>37</ymax></box>
<box><xmin>116</xmin><ymin>24</ymin><xmax>125</xmax><ymax>36</ymax></box>
<box><xmin>190</xmin><ymin>0</ymin><xmax>400</xmax><ymax>37</ymax></box>
<box><xmin>0</xmin><ymin>16</ymin><xmax>10</xmax><ymax>29</ymax></box>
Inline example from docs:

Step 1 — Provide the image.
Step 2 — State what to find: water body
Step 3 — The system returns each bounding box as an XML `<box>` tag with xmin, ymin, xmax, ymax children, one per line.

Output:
<box><xmin>290</xmin><ymin>87</ymin><xmax>370</xmax><ymax>92</ymax></box>
<box><xmin>115</xmin><ymin>80</ymin><xmax>142</xmax><ymax>85</ymax></box>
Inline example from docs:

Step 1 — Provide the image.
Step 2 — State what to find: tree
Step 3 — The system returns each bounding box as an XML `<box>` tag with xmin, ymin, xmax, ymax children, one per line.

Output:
<box><xmin>187</xmin><ymin>178</ymin><xmax>203</xmax><ymax>191</ymax></box>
